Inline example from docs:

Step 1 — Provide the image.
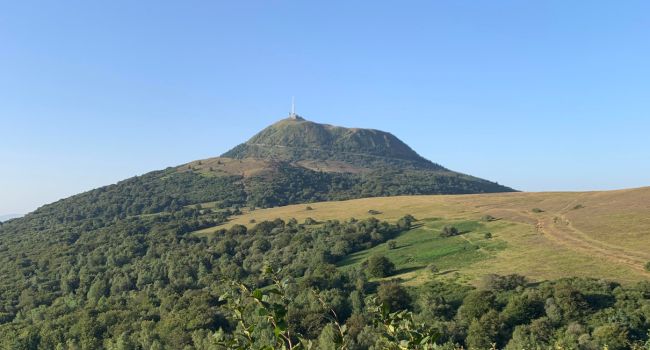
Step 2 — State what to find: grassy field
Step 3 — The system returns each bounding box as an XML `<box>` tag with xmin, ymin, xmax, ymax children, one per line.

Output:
<box><xmin>338</xmin><ymin>218</ymin><xmax>507</xmax><ymax>286</ymax></box>
<box><xmin>194</xmin><ymin>187</ymin><xmax>650</xmax><ymax>285</ymax></box>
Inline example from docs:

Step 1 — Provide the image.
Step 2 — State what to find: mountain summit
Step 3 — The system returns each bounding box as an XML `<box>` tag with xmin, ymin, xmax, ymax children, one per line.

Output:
<box><xmin>207</xmin><ymin>116</ymin><xmax>514</xmax><ymax>204</ymax></box>
<box><xmin>222</xmin><ymin>117</ymin><xmax>438</xmax><ymax>169</ymax></box>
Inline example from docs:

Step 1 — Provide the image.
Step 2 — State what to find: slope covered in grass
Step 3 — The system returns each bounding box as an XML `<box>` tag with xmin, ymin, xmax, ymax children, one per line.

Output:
<box><xmin>204</xmin><ymin>187</ymin><xmax>650</xmax><ymax>284</ymax></box>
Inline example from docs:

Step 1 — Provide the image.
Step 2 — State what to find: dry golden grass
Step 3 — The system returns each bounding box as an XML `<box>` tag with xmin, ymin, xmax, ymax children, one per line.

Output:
<box><xmin>196</xmin><ymin>187</ymin><xmax>650</xmax><ymax>285</ymax></box>
<box><xmin>179</xmin><ymin>157</ymin><xmax>275</xmax><ymax>177</ymax></box>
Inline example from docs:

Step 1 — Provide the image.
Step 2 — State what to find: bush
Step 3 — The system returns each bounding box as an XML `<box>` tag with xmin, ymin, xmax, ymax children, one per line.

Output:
<box><xmin>440</xmin><ymin>225</ymin><xmax>459</xmax><ymax>237</ymax></box>
<box><xmin>366</xmin><ymin>255</ymin><xmax>395</xmax><ymax>278</ymax></box>
<box><xmin>572</xmin><ymin>204</ymin><xmax>584</xmax><ymax>210</ymax></box>
<box><xmin>377</xmin><ymin>281</ymin><xmax>412</xmax><ymax>312</ymax></box>
<box><xmin>305</xmin><ymin>206</ymin><xmax>314</xmax><ymax>211</ymax></box>
<box><xmin>481</xmin><ymin>215</ymin><xmax>496</xmax><ymax>222</ymax></box>
<box><xmin>368</xmin><ymin>209</ymin><xmax>382</xmax><ymax>215</ymax></box>
<box><xmin>387</xmin><ymin>240</ymin><xmax>397</xmax><ymax>250</ymax></box>
<box><xmin>482</xmin><ymin>274</ymin><xmax>527</xmax><ymax>291</ymax></box>
<box><xmin>645</xmin><ymin>261</ymin><xmax>650</xmax><ymax>271</ymax></box>
<box><xmin>426</xmin><ymin>263</ymin><xmax>438</xmax><ymax>274</ymax></box>
<box><xmin>397</xmin><ymin>214</ymin><xmax>416</xmax><ymax>230</ymax></box>
<box><xmin>228</xmin><ymin>224</ymin><xmax>247</xmax><ymax>235</ymax></box>
<box><xmin>484</xmin><ymin>232</ymin><xmax>493</xmax><ymax>239</ymax></box>
<box><xmin>532</xmin><ymin>208</ymin><xmax>544</xmax><ymax>213</ymax></box>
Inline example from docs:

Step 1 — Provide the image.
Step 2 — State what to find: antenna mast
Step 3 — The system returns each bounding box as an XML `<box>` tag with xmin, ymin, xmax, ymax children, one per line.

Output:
<box><xmin>290</xmin><ymin>96</ymin><xmax>296</xmax><ymax>119</ymax></box>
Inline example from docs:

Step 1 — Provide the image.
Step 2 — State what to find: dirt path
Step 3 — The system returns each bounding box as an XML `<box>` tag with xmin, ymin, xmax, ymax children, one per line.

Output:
<box><xmin>491</xmin><ymin>206</ymin><xmax>650</xmax><ymax>274</ymax></box>
<box><xmin>535</xmin><ymin>212</ymin><xmax>650</xmax><ymax>273</ymax></box>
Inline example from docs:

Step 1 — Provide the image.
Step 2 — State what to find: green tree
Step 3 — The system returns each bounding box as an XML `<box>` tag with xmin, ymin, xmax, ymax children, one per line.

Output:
<box><xmin>228</xmin><ymin>224</ymin><xmax>247</xmax><ymax>235</ymax></box>
<box><xmin>458</xmin><ymin>290</ymin><xmax>497</xmax><ymax>322</ymax></box>
<box><xmin>592</xmin><ymin>324</ymin><xmax>629</xmax><ymax>350</ymax></box>
<box><xmin>366</xmin><ymin>255</ymin><xmax>395</xmax><ymax>278</ymax></box>
<box><xmin>377</xmin><ymin>281</ymin><xmax>412</xmax><ymax>312</ymax></box>
<box><xmin>440</xmin><ymin>225</ymin><xmax>459</xmax><ymax>237</ymax></box>
<box><xmin>466</xmin><ymin>310</ymin><xmax>502</xmax><ymax>350</ymax></box>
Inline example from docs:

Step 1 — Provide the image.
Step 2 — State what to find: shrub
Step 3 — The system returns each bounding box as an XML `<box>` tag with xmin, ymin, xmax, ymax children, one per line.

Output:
<box><xmin>387</xmin><ymin>240</ymin><xmax>397</xmax><ymax>250</ymax></box>
<box><xmin>305</xmin><ymin>206</ymin><xmax>314</xmax><ymax>211</ymax></box>
<box><xmin>481</xmin><ymin>215</ymin><xmax>496</xmax><ymax>222</ymax></box>
<box><xmin>572</xmin><ymin>204</ymin><xmax>584</xmax><ymax>210</ymax></box>
<box><xmin>458</xmin><ymin>290</ymin><xmax>497</xmax><ymax>321</ymax></box>
<box><xmin>366</xmin><ymin>255</ymin><xmax>395</xmax><ymax>278</ymax></box>
<box><xmin>532</xmin><ymin>208</ymin><xmax>544</xmax><ymax>213</ymax></box>
<box><xmin>368</xmin><ymin>209</ymin><xmax>382</xmax><ymax>215</ymax></box>
<box><xmin>228</xmin><ymin>224</ymin><xmax>247</xmax><ymax>235</ymax></box>
<box><xmin>426</xmin><ymin>263</ymin><xmax>438</xmax><ymax>274</ymax></box>
<box><xmin>645</xmin><ymin>261</ymin><xmax>650</xmax><ymax>271</ymax></box>
<box><xmin>397</xmin><ymin>214</ymin><xmax>416</xmax><ymax>230</ymax></box>
<box><xmin>304</xmin><ymin>217</ymin><xmax>317</xmax><ymax>225</ymax></box>
<box><xmin>249</xmin><ymin>219</ymin><xmax>256</xmax><ymax>224</ymax></box>
<box><xmin>481</xmin><ymin>274</ymin><xmax>527</xmax><ymax>291</ymax></box>
<box><xmin>440</xmin><ymin>225</ymin><xmax>459</xmax><ymax>237</ymax></box>
<box><xmin>377</xmin><ymin>281</ymin><xmax>412</xmax><ymax>312</ymax></box>
<box><xmin>484</xmin><ymin>232</ymin><xmax>493</xmax><ymax>239</ymax></box>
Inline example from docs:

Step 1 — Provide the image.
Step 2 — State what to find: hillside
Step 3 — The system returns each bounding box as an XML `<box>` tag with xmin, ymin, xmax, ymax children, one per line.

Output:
<box><xmin>202</xmin><ymin>187</ymin><xmax>650</xmax><ymax>285</ymax></box>
<box><xmin>2</xmin><ymin>185</ymin><xmax>650</xmax><ymax>348</ymax></box>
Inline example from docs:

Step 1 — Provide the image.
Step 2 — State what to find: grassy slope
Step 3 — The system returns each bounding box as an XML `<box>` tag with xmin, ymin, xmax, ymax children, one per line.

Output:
<box><xmin>195</xmin><ymin>187</ymin><xmax>650</xmax><ymax>285</ymax></box>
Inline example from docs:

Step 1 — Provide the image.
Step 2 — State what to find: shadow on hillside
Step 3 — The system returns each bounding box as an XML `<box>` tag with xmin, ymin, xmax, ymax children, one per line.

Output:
<box><xmin>437</xmin><ymin>269</ymin><xmax>459</xmax><ymax>276</ymax></box>
<box><xmin>395</xmin><ymin>266</ymin><xmax>422</xmax><ymax>275</ymax></box>
<box><xmin>393</xmin><ymin>243</ymin><xmax>413</xmax><ymax>250</ymax></box>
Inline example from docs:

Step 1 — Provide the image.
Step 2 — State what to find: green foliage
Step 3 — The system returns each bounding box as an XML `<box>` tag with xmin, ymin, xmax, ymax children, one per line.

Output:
<box><xmin>645</xmin><ymin>261</ymin><xmax>650</xmax><ymax>271</ymax></box>
<box><xmin>396</xmin><ymin>214</ymin><xmax>416</xmax><ymax>230</ymax></box>
<box><xmin>377</xmin><ymin>281</ymin><xmax>412</xmax><ymax>312</ymax></box>
<box><xmin>365</xmin><ymin>296</ymin><xmax>440</xmax><ymax>349</ymax></box>
<box><xmin>531</xmin><ymin>208</ymin><xmax>544</xmax><ymax>213</ymax></box>
<box><xmin>458</xmin><ymin>290</ymin><xmax>497</xmax><ymax>322</ymax></box>
<box><xmin>214</xmin><ymin>272</ymin><xmax>311</xmax><ymax>349</ymax></box>
<box><xmin>481</xmin><ymin>274</ymin><xmax>527</xmax><ymax>291</ymax></box>
<box><xmin>387</xmin><ymin>240</ymin><xmax>397</xmax><ymax>250</ymax></box>
<box><xmin>439</xmin><ymin>225</ymin><xmax>459</xmax><ymax>237</ymax></box>
<box><xmin>0</xmin><ymin>212</ymin><xmax>414</xmax><ymax>349</ymax></box>
<box><xmin>366</xmin><ymin>255</ymin><xmax>396</xmax><ymax>278</ymax></box>
<box><xmin>466</xmin><ymin>310</ymin><xmax>502</xmax><ymax>349</ymax></box>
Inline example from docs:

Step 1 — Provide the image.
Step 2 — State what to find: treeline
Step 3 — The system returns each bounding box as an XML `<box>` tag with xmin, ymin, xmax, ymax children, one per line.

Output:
<box><xmin>28</xmin><ymin>169</ymin><xmax>245</xmax><ymax>224</ymax></box>
<box><xmin>215</xmin><ymin>271</ymin><xmax>650</xmax><ymax>350</ymax></box>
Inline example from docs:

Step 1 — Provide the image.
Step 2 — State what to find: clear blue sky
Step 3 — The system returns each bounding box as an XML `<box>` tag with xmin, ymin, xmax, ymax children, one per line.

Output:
<box><xmin>2</xmin><ymin>1</ymin><xmax>649</xmax><ymax>215</ymax></box>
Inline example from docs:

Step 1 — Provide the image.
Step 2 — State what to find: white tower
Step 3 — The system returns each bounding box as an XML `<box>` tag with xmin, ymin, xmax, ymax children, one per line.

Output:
<box><xmin>290</xmin><ymin>96</ymin><xmax>297</xmax><ymax>119</ymax></box>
